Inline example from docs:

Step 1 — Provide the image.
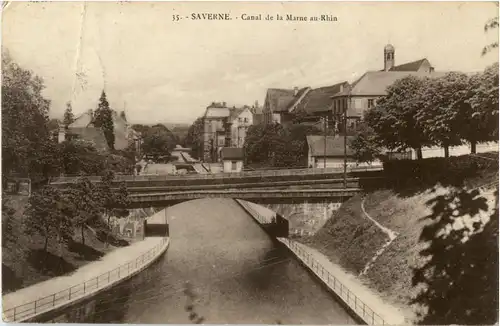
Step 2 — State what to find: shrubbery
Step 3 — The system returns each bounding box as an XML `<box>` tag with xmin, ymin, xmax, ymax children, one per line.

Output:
<box><xmin>382</xmin><ymin>153</ymin><xmax>498</xmax><ymax>189</ymax></box>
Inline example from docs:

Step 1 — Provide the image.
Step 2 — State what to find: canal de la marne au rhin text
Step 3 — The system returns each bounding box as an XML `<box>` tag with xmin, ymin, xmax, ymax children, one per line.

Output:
<box><xmin>173</xmin><ymin>13</ymin><xmax>338</xmax><ymax>22</ymax></box>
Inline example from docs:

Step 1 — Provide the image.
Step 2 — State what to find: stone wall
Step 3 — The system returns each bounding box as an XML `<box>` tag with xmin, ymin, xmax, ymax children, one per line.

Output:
<box><xmin>109</xmin><ymin>207</ymin><xmax>164</xmax><ymax>241</ymax></box>
<box><xmin>242</xmin><ymin>199</ymin><xmax>344</xmax><ymax>236</ymax></box>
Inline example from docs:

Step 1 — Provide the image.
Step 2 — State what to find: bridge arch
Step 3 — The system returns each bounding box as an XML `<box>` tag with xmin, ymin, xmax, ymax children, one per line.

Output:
<box><xmin>138</xmin><ymin>196</ymin><xmax>348</xmax><ymax>239</ymax></box>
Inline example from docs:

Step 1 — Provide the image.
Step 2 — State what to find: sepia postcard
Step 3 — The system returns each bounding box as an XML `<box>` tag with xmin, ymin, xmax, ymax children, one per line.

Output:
<box><xmin>1</xmin><ymin>1</ymin><xmax>499</xmax><ymax>325</ymax></box>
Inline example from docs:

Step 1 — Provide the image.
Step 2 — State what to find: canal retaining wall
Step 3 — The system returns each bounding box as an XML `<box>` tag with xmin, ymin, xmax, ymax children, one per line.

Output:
<box><xmin>236</xmin><ymin>198</ymin><xmax>404</xmax><ymax>325</ymax></box>
<box><xmin>2</xmin><ymin>237</ymin><xmax>170</xmax><ymax>323</ymax></box>
<box><xmin>278</xmin><ymin>238</ymin><xmax>406</xmax><ymax>325</ymax></box>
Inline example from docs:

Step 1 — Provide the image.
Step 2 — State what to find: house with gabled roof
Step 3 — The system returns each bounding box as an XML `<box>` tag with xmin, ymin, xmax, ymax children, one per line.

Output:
<box><xmin>59</xmin><ymin>109</ymin><xmax>140</xmax><ymax>153</ymax></box>
<box><xmin>262</xmin><ymin>87</ymin><xmax>310</xmax><ymax>125</ymax></box>
<box><xmin>329</xmin><ymin>44</ymin><xmax>449</xmax><ymax>132</ymax></box>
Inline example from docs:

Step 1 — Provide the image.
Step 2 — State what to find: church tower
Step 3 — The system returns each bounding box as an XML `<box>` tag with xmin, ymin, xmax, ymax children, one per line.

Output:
<box><xmin>384</xmin><ymin>44</ymin><xmax>395</xmax><ymax>71</ymax></box>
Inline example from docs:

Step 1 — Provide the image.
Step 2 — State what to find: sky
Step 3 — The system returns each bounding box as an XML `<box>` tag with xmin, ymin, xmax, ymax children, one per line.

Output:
<box><xmin>2</xmin><ymin>1</ymin><xmax>498</xmax><ymax>125</ymax></box>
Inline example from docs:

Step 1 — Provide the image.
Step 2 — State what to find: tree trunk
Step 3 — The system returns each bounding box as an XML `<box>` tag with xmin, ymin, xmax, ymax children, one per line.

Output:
<box><xmin>106</xmin><ymin>211</ymin><xmax>111</xmax><ymax>247</ymax></box>
<box><xmin>471</xmin><ymin>140</ymin><xmax>477</xmax><ymax>154</ymax></box>
<box><xmin>416</xmin><ymin>147</ymin><xmax>423</xmax><ymax>160</ymax></box>
<box><xmin>444</xmin><ymin>145</ymin><xmax>450</xmax><ymax>158</ymax></box>
<box><xmin>81</xmin><ymin>225</ymin><xmax>85</xmax><ymax>245</ymax></box>
<box><xmin>43</xmin><ymin>236</ymin><xmax>49</xmax><ymax>270</ymax></box>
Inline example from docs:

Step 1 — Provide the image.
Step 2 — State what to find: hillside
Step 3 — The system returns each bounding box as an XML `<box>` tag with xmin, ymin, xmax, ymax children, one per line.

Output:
<box><xmin>299</xmin><ymin>153</ymin><xmax>499</xmax><ymax>324</ymax></box>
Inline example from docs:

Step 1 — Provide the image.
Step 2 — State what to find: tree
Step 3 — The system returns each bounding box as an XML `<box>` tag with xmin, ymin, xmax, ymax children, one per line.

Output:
<box><xmin>465</xmin><ymin>62</ymin><xmax>499</xmax><ymax>149</ymax></box>
<box><xmin>67</xmin><ymin>177</ymin><xmax>103</xmax><ymax>245</ymax></box>
<box><xmin>2</xmin><ymin>49</ymin><xmax>52</xmax><ymax>177</ymax></box>
<box><xmin>63</xmin><ymin>101</ymin><xmax>75</xmax><ymax>128</ymax></box>
<box><xmin>184</xmin><ymin>117</ymin><xmax>204</xmax><ymax>159</ymax></box>
<box><xmin>364</xmin><ymin>76</ymin><xmax>433</xmax><ymax>159</ymax></box>
<box><xmin>119</xmin><ymin>110</ymin><xmax>127</xmax><ymax>122</ymax></box>
<box><xmin>2</xmin><ymin>187</ymin><xmax>16</xmax><ymax>248</ymax></box>
<box><xmin>98</xmin><ymin>170</ymin><xmax>130</xmax><ymax>246</ymax></box>
<box><xmin>243</xmin><ymin>122</ymin><xmax>320</xmax><ymax>168</ymax></box>
<box><xmin>24</xmin><ymin>186</ymin><xmax>74</xmax><ymax>257</ymax></box>
<box><xmin>350</xmin><ymin>122</ymin><xmax>382</xmax><ymax>164</ymax></box>
<box><xmin>482</xmin><ymin>4</ymin><xmax>499</xmax><ymax>56</ymax></box>
<box><xmin>94</xmin><ymin>90</ymin><xmax>115</xmax><ymax>150</ymax></box>
<box><xmin>142</xmin><ymin>124</ymin><xmax>176</xmax><ymax>159</ymax></box>
<box><xmin>417</xmin><ymin>73</ymin><xmax>468</xmax><ymax>157</ymax></box>
<box><xmin>60</xmin><ymin>139</ymin><xmax>106</xmax><ymax>175</ymax></box>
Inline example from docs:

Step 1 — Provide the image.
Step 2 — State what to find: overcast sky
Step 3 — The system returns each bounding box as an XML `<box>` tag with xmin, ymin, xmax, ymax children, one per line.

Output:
<box><xmin>3</xmin><ymin>1</ymin><xmax>498</xmax><ymax>124</ymax></box>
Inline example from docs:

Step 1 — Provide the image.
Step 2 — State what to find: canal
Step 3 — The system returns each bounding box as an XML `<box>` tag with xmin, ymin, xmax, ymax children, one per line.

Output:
<box><xmin>89</xmin><ymin>198</ymin><xmax>357</xmax><ymax>324</ymax></box>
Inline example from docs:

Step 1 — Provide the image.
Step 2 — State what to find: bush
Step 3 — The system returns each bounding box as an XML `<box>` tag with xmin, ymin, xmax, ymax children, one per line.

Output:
<box><xmin>383</xmin><ymin>152</ymin><xmax>498</xmax><ymax>189</ymax></box>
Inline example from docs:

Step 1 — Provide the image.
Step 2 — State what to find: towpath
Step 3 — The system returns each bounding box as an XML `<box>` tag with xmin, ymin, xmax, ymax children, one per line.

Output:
<box><xmin>3</xmin><ymin>236</ymin><xmax>168</xmax><ymax>322</ymax></box>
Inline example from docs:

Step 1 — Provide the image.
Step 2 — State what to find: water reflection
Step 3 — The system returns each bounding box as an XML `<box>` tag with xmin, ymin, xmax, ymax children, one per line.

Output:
<box><xmin>76</xmin><ymin>199</ymin><xmax>356</xmax><ymax>324</ymax></box>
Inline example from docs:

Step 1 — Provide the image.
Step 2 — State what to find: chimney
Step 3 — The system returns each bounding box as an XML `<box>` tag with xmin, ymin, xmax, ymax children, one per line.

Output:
<box><xmin>294</xmin><ymin>87</ymin><xmax>299</xmax><ymax>96</ymax></box>
<box><xmin>222</xmin><ymin>101</ymin><xmax>227</xmax><ymax>107</ymax></box>
<box><xmin>340</xmin><ymin>84</ymin><xmax>344</xmax><ymax>93</ymax></box>
<box><xmin>255</xmin><ymin>100</ymin><xmax>259</xmax><ymax>108</ymax></box>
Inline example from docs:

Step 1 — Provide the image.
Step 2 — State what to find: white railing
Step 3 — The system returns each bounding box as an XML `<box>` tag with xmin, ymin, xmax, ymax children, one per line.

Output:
<box><xmin>3</xmin><ymin>237</ymin><xmax>169</xmax><ymax>322</ymax></box>
<box><xmin>282</xmin><ymin>239</ymin><xmax>386</xmax><ymax>325</ymax></box>
<box><xmin>49</xmin><ymin>166</ymin><xmax>383</xmax><ymax>184</ymax></box>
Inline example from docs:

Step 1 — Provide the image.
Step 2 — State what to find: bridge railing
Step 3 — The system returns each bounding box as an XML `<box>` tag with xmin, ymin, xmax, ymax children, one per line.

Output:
<box><xmin>2</xmin><ymin>237</ymin><xmax>168</xmax><ymax>323</ymax></box>
<box><xmin>283</xmin><ymin>239</ymin><xmax>386</xmax><ymax>325</ymax></box>
<box><xmin>49</xmin><ymin>166</ymin><xmax>383</xmax><ymax>184</ymax></box>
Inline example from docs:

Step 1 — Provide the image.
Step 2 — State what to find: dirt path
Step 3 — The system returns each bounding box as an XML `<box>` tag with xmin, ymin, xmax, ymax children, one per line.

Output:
<box><xmin>359</xmin><ymin>197</ymin><xmax>399</xmax><ymax>276</ymax></box>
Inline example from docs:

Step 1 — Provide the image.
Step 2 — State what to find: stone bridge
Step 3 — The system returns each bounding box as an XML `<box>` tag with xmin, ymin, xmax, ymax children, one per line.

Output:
<box><xmin>124</xmin><ymin>189</ymin><xmax>357</xmax><ymax>238</ymax></box>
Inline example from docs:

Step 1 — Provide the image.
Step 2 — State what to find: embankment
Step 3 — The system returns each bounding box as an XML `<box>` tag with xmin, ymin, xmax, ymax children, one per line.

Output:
<box><xmin>236</xmin><ymin>198</ymin><xmax>402</xmax><ymax>324</ymax></box>
<box><xmin>2</xmin><ymin>203</ymin><xmax>160</xmax><ymax>294</ymax></box>
<box><xmin>2</xmin><ymin>237</ymin><xmax>169</xmax><ymax>322</ymax></box>
<box><xmin>300</xmin><ymin>153</ymin><xmax>499</xmax><ymax>324</ymax></box>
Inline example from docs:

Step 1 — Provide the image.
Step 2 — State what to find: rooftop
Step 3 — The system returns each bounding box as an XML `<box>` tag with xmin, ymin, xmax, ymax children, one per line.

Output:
<box><xmin>306</xmin><ymin>135</ymin><xmax>354</xmax><ymax>157</ymax></box>
<box><xmin>294</xmin><ymin>82</ymin><xmax>348</xmax><ymax>114</ymax></box>
<box><xmin>221</xmin><ymin>147</ymin><xmax>244</xmax><ymax>160</ymax></box>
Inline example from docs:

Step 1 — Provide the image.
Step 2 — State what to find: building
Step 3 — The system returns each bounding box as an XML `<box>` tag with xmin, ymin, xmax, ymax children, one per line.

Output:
<box><xmin>262</xmin><ymin>87</ymin><xmax>310</xmax><ymax>125</ymax></box>
<box><xmin>229</xmin><ymin>106</ymin><xmax>253</xmax><ymax>147</ymax></box>
<box><xmin>221</xmin><ymin>147</ymin><xmax>244</xmax><ymax>173</ymax></box>
<box><xmin>201</xmin><ymin>102</ymin><xmax>258</xmax><ymax>162</ymax></box>
<box><xmin>201</xmin><ymin>102</ymin><xmax>232</xmax><ymax>162</ymax></box>
<box><xmin>60</xmin><ymin>109</ymin><xmax>141</xmax><ymax>153</ymax></box>
<box><xmin>250</xmin><ymin>101</ymin><xmax>264</xmax><ymax>125</ymax></box>
<box><xmin>306</xmin><ymin>135</ymin><xmax>358</xmax><ymax>169</ymax></box>
<box><xmin>330</xmin><ymin>44</ymin><xmax>447</xmax><ymax>130</ymax></box>
<box><xmin>290</xmin><ymin>82</ymin><xmax>350</xmax><ymax>131</ymax></box>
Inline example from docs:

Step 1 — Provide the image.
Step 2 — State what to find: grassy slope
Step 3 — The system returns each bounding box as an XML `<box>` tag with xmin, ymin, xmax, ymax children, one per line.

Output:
<box><xmin>2</xmin><ymin>196</ymin><xmax>121</xmax><ymax>294</ymax></box>
<box><xmin>300</xmin><ymin>195</ymin><xmax>388</xmax><ymax>275</ymax></box>
<box><xmin>299</xmin><ymin>169</ymin><xmax>499</xmax><ymax>324</ymax></box>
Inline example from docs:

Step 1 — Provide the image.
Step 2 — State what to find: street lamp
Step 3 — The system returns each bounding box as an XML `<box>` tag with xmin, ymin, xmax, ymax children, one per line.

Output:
<box><xmin>343</xmin><ymin>86</ymin><xmax>351</xmax><ymax>189</ymax></box>
<box><xmin>323</xmin><ymin>116</ymin><xmax>327</xmax><ymax>169</ymax></box>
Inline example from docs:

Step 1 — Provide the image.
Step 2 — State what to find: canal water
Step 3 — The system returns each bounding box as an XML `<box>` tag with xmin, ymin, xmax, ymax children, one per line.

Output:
<box><xmin>88</xmin><ymin>198</ymin><xmax>356</xmax><ymax>324</ymax></box>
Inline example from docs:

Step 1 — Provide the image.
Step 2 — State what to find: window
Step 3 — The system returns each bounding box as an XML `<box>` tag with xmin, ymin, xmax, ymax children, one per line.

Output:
<box><xmin>231</xmin><ymin>161</ymin><xmax>237</xmax><ymax>171</ymax></box>
<box><xmin>244</xmin><ymin>117</ymin><xmax>248</xmax><ymax>123</ymax></box>
<box><xmin>238</xmin><ymin>117</ymin><xmax>242</xmax><ymax>122</ymax></box>
<box><xmin>368</xmin><ymin>99</ymin><xmax>375</xmax><ymax>108</ymax></box>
